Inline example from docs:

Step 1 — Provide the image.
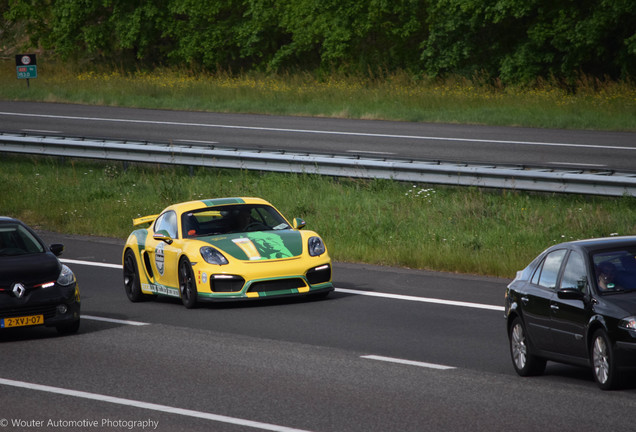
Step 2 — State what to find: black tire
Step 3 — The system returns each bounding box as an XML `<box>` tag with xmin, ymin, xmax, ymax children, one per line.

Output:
<box><xmin>509</xmin><ymin>317</ymin><xmax>546</xmax><ymax>376</ymax></box>
<box><xmin>56</xmin><ymin>319</ymin><xmax>80</xmax><ymax>335</ymax></box>
<box><xmin>591</xmin><ymin>329</ymin><xmax>620</xmax><ymax>390</ymax></box>
<box><xmin>179</xmin><ymin>258</ymin><xmax>198</xmax><ymax>309</ymax></box>
<box><xmin>123</xmin><ymin>249</ymin><xmax>145</xmax><ymax>302</ymax></box>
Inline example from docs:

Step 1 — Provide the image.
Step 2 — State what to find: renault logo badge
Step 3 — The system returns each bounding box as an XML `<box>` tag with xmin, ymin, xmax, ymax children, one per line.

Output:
<box><xmin>12</xmin><ymin>283</ymin><xmax>26</xmax><ymax>298</ymax></box>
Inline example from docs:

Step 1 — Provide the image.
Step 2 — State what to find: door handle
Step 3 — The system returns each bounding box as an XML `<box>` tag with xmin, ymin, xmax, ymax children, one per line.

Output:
<box><xmin>550</xmin><ymin>304</ymin><xmax>559</xmax><ymax>311</ymax></box>
<box><xmin>521</xmin><ymin>296</ymin><xmax>529</xmax><ymax>304</ymax></box>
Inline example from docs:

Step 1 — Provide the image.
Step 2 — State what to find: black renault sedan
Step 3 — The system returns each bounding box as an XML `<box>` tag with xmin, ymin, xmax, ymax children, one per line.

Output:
<box><xmin>505</xmin><ymin>236</ymin><xmax>636</xmax><ymax>390</ymax></box>
<box><xmin>0</xmin><ymin>217</ymin><xmax>80</xmax><ymax>335</ymax></box>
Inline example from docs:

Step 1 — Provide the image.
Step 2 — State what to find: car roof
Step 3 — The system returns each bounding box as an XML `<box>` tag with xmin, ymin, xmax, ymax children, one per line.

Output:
<box><xmin>560</xmin><ymin>236</ymin><xmax>636</xmax><ymax>252</ymax></box>
<box><xmin>0</xmin><ymin>216</ymin><xmax>22</xmax><ymax>224</ymax></box>
<box><xmin>162</xmin><ymin>197</ymin><xmax>272</xmax><ymax>214</ymax></box>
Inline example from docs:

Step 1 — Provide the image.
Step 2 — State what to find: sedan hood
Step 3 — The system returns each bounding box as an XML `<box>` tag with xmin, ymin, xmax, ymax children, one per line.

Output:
<box><xmin>201</xmin><ymin>230</ymin><xmax>303</xmax><ymax>261</ymax></box>
<box><xmin>602</xmin><ymin>291</ymin><xmax>636</xmax><ymax>316</ymax></box>
<box><xmin>0</xmin><ymin>252</ymin><xmax>61</xmax><ymax>289</ymax></box>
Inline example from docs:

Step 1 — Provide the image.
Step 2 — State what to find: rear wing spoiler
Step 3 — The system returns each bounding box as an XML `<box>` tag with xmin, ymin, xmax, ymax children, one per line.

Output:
<box><xmin>132</xmin><ymin>214</ymin><xmax>158</xmax><ymax>227</ymax></box>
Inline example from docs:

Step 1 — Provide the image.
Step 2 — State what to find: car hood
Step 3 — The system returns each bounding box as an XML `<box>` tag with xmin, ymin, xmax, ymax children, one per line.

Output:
<box><xmin>601</xmin><ymin>291</ymin><xmax>636</xmax><ymax>315</ymax></box>
<box><xmin>199</xmin><ymin>230</ymin><xmax>303</xmax><ymax>261</ymax></box>
<box><xmin>0</xmin><ymin>252</ymin><xmax>61</xmax><ymax>288</ymax></box>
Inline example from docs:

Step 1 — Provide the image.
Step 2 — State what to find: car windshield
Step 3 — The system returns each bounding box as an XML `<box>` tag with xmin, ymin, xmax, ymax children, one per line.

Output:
<box><xmin>0</xmin><ymin>223</ymin><xmax>45</xmax><ymax>256</ymax></box>
<box><xmin>593</xmin><ymin>248</ymin><xmax>636</xmax><ymax>293</ymax></box>
<box><xmin>182</xmin><ymin>204</ymin><xmax>290</xmax><ymax>238</ymax></box>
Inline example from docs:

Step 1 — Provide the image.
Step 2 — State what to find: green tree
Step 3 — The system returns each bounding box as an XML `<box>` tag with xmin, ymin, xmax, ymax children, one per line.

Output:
<box><xmin>162</xmin><ymin>0</ymin><xmax>249</xmax><ymax>70</ymax></box>
<box><xmin>422</xmin><ymin>0</ymin><xmax>636</xmax><ymax>82</ymax></box>
<box><xmin>3</xmin><ymin>0</ymin><xmax>634</xmax><ymax>81</ymax></box>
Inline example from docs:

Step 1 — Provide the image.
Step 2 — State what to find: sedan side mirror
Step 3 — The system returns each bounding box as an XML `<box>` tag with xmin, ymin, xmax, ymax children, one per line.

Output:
<box><xmin>50</xmin><ymin>243</ymin><xmax>64</xmax><ymax>256</ymax></box>
<box><xmin>557</xmin><ymin>287</ymin><xmax>584</xmax><ymax>300</ymax></box>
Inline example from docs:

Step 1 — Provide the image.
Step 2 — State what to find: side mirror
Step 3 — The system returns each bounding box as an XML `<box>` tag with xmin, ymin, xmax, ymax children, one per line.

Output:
<box><xmin>153</xmin><ymin>230</ymin><xmax>173</xmax><ymax>245</ymax></box>
<box><xmin>50</xmin><ymin>243</ymin><xmax>64</xmax><ymax>256</ymax></box>
<box><xmin>557</xmin><ymin>287</ymin><xmax>584</xmax><ymax>300</ymax></box>
<box><xmin>293</xmin><ymin>218</ymin><xmax>306</xmax><ymax>230</ymax></box>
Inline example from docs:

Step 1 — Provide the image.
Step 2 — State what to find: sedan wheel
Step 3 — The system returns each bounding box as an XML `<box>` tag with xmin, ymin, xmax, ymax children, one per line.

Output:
<box><xmin>591</xmin><ymin>330</ymin><xmax>619</xmax><ymax>390</ymax></box>
<box><xmin>179</xmin><ymin>258</ymin><xmax>198</xmax><ymax>309</ymax></box>
<box><xmin>509</xmin><ymin>317</ymin><xmax>546</xmax><ymax>376</ymax></box>
<box><xmin>123</xmin><ymin>250</ymin><xmax>144</xmax><ymax>302</ymax></box>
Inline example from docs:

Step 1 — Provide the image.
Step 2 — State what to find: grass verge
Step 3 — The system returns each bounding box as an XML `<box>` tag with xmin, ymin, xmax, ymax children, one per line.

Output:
<box><xmin>1</xmin><ymin>63</ymin><xmax>635</xmax><ymax>131</ymax></box>
<box><xmin>2</xmin><ymin>155</ymin><xmax>635</xmax><ymax>278</ymax></box>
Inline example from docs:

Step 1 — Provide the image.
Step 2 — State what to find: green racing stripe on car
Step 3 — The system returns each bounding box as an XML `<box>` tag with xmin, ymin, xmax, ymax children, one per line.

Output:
<box><xmin>131</xmin><ymin>229</ymin><xmax>148</xmax><ymax>256</ymax></box>
<box><xmin>200</xmin><ymin>230</ymin><xmax>303</xmax><ymax>260</ymax></box>
<box><xmin>200</xmin><ymin>198</ymin><xmax>245</xmax><ymax>206</ymax></box>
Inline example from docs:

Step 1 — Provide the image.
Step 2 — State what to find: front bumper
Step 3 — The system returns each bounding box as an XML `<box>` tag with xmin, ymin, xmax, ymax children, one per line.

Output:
<box><xmin>0</xmin><ymin>283</ymin><xmax>80</xmax><ymax>329</ymax></box>
<box><xmin>192</xmin><ymin>259</ymin><xmax>333</xmax><ymax>301</ymax></box>
<box><xmin>198</xmin><ymin>282</ymin><xmax>334</xmax><ymax>302</ymax></box>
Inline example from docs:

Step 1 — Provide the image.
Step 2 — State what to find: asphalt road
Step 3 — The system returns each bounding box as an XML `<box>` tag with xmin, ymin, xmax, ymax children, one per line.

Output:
<box><xmin>2</xmin><ymin>103</ymin><xmax>636</xmax><ymax>431</ymax></box>
<box><xmin>2</xmin><ymin>232</ymin><xmax>636</xmax><ymax>432</ymax></box>
<box><xmin>1</xmin><ymin>101</ymin><xmax>635</xmax><ymax>172</ymax></box>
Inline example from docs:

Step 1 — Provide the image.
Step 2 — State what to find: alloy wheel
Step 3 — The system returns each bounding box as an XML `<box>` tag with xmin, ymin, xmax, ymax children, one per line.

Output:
<box><xmin>511</xmin><ymin>323</ymin><xmax>527</xmax><ymax>370</ymax></box>
<box><xmin>593</xmin><ymin>336</ymin><xmax>610</xmax><ymax>385</ymax></box>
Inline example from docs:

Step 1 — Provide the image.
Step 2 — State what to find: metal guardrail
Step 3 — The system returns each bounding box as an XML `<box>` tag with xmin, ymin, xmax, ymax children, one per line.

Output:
<box><xmin>1</xmin><ymin>132</ymin><xmax>635</xmax><ymax>197</ymax></box>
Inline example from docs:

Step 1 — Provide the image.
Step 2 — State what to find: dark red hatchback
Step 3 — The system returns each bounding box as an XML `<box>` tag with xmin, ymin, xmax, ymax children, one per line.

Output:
<box><xmin>505</xmin><ymin>235</ymin><xmax>636</xmax><ymax>390</ymax></box>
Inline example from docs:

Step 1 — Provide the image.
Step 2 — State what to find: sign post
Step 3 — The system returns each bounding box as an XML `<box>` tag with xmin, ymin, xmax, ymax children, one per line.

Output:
<box><xmin>16</xmin><ymin>54</ymin><xmax>37</xmax><ymax>88</ymax></box>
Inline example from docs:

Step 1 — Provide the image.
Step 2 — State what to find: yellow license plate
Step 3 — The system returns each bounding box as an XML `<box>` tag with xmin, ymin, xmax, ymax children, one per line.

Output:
<box><xmin>1</xmin><ymin>314</ymin><xmax>44</xmax><ymax>328</ymax></box>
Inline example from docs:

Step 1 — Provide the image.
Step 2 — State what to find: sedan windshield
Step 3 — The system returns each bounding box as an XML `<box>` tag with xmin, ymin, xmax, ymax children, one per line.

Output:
<box><xmin>0</xmin><ymin>224</ymin><xmax>45</xmax><ymax>256</ymax></box>
<box><xmin>593</xmin><ymin>248</ymin><xmax>636</xmax><ymax>292</ymax></box>
<box><xmin>182</xmin><ymin>204</ymin><xmax>290</xmax><ymax>238</ymax></box>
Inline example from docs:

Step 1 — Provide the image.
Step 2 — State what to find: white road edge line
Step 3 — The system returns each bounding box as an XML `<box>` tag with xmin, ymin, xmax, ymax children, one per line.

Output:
<box><xmin>60</xmin><ymin>259</ymin><xmax>504</xmax><ymax>312</ymax></box>
<box><xmin>346</xmin><ymin>149</ymin><xmax>396</xmax><ymax>155</ymax></box>
<box><xmin>0</xmin><ymin>378</ymin><xmax>313</xmax><ymax>432</ymax></box>
<box><xmin>548</xmin><ymin>161</ymin><xmax>607</xmax><ymax>168</ymax></box>
<box><xmin>336</xmin><ymin>288</ymin><xmax>504</xmax><ymax>311</ymax></box>
<box><xmin>21</xmin><ymin>128</ymin><xmax>62</xmax><ymax>134</ymax></box>
<box><xmin>4</xmin><ymin>111</ymin><xmax>636</xmax><ymax>151</ymax></box>
<box><xmin>174</xmin><ymin>139</ymin><xmax>220</xmax><ymax>144</ymax></box>
<box><xmin>61</xmin><ymin>258</ymin><xmax>122</xmax><ymax>269</ymax></box>
<box><xmin>82</xmin><ymin>315</ymin><xmax>150</xmax><ymax>326</ymax></box>
<box><xmin>361</xmin><ymin>355</ymin><xmax>455</xmax><ymax>370</ymax></box>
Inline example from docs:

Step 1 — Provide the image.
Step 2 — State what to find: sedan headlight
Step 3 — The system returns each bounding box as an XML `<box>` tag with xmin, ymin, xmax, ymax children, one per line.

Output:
<box><xmin>57</xmin><ymin>264</ymin><xmax>76</xmax><ymax>286</ymax></box>
<box><xmin>200</xmin><ymin>247</ymin><xmax>229</xmax><ymax>265</ymax></box>
<box><xmin>619</xmin><ymin>317</ymin><xmax>636</xmax><ymax>331</ymax></box>
<box><xmin>308</xmin><ymin>236</ymin><xmax>326</xmax><ymax>257</ymax></box>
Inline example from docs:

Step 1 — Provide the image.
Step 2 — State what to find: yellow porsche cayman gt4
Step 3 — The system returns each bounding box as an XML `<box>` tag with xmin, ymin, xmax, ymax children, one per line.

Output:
<box><xmin>122</xmin><ymin>197</ymin><xmax>333</xmax><ymax>308</ymax></box>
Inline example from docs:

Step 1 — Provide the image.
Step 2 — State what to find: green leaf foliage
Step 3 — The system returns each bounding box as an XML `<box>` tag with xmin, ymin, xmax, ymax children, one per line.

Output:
<box><xmin>422</xmin><ymin>0</ymin><xmax>636</xmax><ymax>83</ymax></box>
<box><xmin>2</xmin><ymin>0</ymin><xmax>634</xmax><ymax>82</ymax></box>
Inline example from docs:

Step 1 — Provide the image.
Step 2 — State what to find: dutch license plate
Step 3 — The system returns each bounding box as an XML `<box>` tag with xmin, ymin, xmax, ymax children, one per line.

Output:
<box><xmin>1</xmin><ymin>314</ymin><xmax>44</xmax><ymax>328</ymax></box>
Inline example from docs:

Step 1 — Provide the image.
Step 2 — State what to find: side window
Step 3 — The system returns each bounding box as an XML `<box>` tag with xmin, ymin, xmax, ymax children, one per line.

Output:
<box><xmin>560</xmin><ymin>251</ymin><xmax>588</xmax><ymax>294</ymax></box>
<box><xmin>534</xmin><ymin>249</ymin><xmax>567</xmax><ymax>289</ymax></box>
<box><xmin>154</xmin><ymin>211</ymin><xmax>178</xmax><ymax>238</ymax></box>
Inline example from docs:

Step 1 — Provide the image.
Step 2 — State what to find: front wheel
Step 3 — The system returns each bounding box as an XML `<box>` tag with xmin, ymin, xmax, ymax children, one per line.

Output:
<box><xmin>123</xmin><ymin>250</ymin><xmax>145</xmax><ymax>302</ymax></box>
<box><xmin>179</xmin><ymin>258</ymin><xmax>198</xmax><ymax>309</ymax></box>
<box><xmin>509</xmin><ymin>317</ymin><xmax>546</xmax><ymax>376</ymax></box>
<box><xmin>591</xmin><ymin>329</ymin><xmax>620</xmax><ymax>390</ymax></box>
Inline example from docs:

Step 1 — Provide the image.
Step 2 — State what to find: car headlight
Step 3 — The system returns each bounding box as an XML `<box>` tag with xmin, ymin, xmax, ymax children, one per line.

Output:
<box><xmin>200</xmin><ymin>247</ymin><xmax>229</xmax><ymax>265</ymax></box>
<box><xmin>308</xmin><ymin>236</ymin><xmax>326</xmax><ymax>257</ymax></box>
<box><xmin>57</xmin><ymin>264</ymin><xmax>76</xmax><ymax>286</ymax></box>
<box><xmin>619</xmin><ymin>317</ymin><xmax>636</xmax><ymax>331</ymax></box>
